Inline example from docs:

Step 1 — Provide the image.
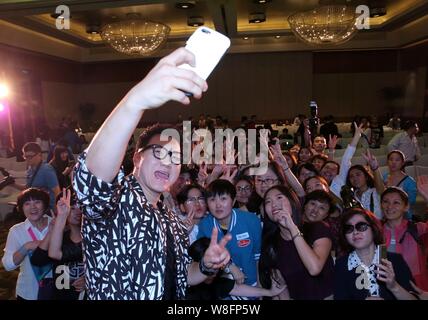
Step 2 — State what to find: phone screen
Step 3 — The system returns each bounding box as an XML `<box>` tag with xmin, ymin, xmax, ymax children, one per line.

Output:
<box><xmin>180</xmin><ymin>27</ymin><xmax>230</xmax><ymax>80</ymax></box>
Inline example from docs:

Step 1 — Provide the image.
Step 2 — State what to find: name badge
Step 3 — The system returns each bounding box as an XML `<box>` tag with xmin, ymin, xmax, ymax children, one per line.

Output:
<box><xmin>236</xmin><ymin>232</ymin><xmax>249</xmax><ymax>240</ymax></box>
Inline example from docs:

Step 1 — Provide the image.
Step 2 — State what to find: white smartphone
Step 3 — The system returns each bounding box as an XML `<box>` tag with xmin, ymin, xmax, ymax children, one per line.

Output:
<box><xmin>180</xmin><ymin>26</ymin><xmax>231</xmax><ymax>81</ymax></box>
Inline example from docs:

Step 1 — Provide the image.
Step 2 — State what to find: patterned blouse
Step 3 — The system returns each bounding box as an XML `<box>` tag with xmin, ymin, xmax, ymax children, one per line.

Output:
<box><xmin>72</xmin><ymin>152</ymin><xmax>190</xmax><ymax>300</ymax></box>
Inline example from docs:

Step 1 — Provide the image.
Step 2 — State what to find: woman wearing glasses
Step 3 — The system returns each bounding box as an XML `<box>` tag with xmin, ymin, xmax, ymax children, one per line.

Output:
<box><xmin>176</xmin><ymin>184</ymin><xmax>208</xmax><ymax>244</ymax></box>
<box><xmin>234</xmin><ymin>175</ymin><xmax>254</xmax><ymax>211</ymax></box>
<box><xmin>334</xmin><ymin>208</ymin><xmax>415</xmax><ymax>300</ymax></box>
<box><xmin>246</xmin><ymin>162</ymin><xmax>285</xmax><ymax>218</ymax></box>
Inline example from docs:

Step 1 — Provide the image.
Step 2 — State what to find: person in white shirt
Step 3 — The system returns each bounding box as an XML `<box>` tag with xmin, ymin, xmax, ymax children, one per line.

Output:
<box><xmin>387</xmin><ymin>121</ymin><xmax>421</xmax><ymax>164</ymax></box>
<box><xmin>2</xmin><ymin>188</ymin><xmax>52</xmax><ymax>300</ymax></box>
<box><xmin>320</xmin><ymin>122</ymin><xmax>363</xmax><ymax>199</ymax></box>
<box><xmin>346</xmin><ymin>165</ymin><xmax>382</xmax><ymax>218</ymax></box>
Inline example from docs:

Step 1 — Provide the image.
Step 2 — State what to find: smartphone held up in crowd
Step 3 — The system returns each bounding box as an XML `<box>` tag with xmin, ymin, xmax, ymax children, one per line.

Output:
<box><xmin>179</xmin><ymin>27</ymin><xmax>230</xmax><ymax>96</ymax></box>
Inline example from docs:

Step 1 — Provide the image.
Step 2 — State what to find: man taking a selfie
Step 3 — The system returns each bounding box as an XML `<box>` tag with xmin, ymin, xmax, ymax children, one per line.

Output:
<box><xmin>73</xmin><ymin>48</ymin><xmax>231</xmax><ymax>300</ymax></box>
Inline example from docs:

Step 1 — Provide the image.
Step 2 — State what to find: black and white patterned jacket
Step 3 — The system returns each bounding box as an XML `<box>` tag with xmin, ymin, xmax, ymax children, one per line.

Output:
<box><xmin>72</xmin><ymin>152</ymin><xmax>190</xmax><ymax>300</ymax></box>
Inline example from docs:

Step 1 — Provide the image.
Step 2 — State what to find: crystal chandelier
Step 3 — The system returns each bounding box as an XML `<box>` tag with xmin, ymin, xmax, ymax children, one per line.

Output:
<box><xmin>288</xmin><ymin>5</ymin><xmax>358</xmax><ymax>45</ymax></box>
<box><xmin>100</xmin><ymin>13</ymin><xmax>170</xmax><ymax>56</ymax></box>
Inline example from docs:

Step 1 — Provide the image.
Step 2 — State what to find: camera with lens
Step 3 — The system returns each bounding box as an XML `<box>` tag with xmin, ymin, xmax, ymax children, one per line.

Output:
<box><xmin>309</xmin><ymin>101</ymin><xmax>320</xmax><ymax>136</ymax></box>
<box><xmin>340</xmin><ymin>185</ymin><xmax>363</xmax><ymax>210</ymax></box>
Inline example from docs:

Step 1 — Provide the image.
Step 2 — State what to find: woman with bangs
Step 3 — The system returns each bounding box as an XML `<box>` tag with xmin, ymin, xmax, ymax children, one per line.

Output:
<box><xmin>346</xmin><ymin>165</ymin><xmax>382</xmax><ymax>218</ymax></box>
<box><xmin>382</xmin><ymin>150</ymin><xmax>417</xmax><ymax>219</ymax></box>
<box><xmin>311</xmin><ymin>154</ymin><xmax>328</xmax><ymax>172</ymax></box>
<box><xmin>381</xmin><ymin>187</ymin><xmax>428</xmax><ymax>290</ymax></box>
<box><xmin>334</xmin><ymin>208</ymin><xmax>415</xmax><ymax>300</ymax></box>
<box><xmin>297</xmin><ymin>146</ymin><xmax>314</xmax><ymax>164</ymax></box>
<box><xmin>2</xmin><ymin>188</ymin><xmax>52</xmax><ymax>300</ymax></box>
<box><xmin>259</xmin><ymin>185</ymin><xmax>334</xmax><ymax>300</ymax></box>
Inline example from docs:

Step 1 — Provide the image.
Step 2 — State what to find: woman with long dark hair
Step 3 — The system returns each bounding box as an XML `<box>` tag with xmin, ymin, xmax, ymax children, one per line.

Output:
<box><xmin>49</xmin><ymin>146</ymin><xmax>73</xmax><ymax>189</ymax></box>
<box><xmin>259</xmin><ymin>185</ymin><xmax>334</xmax><ymax>299</ymax></box>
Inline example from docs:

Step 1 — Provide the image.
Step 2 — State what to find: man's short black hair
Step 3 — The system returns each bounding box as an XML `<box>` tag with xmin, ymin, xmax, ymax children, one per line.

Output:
<box><xmin>136</xmin><ymin>123</ymin><xmax>182</xmax><ymax>151</ymax></box>
<box><xmin>22</xmin><ymin>142</ymin><xmax>42</xmax><ymax>154</ymax></box>
<box><xmin>206</xmin><ymin>179</ymin><xmax>236</xmax><ymax>199</ymax></box>
<box><xmin>17</xmin><ymin>188</ymin><xmax>49</xmax><ymax>214</ymax></box>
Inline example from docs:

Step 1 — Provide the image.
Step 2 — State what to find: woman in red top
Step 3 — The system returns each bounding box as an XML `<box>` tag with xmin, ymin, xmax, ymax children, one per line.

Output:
<box><xmin>381</xmin><ymin>187</ymin><xmax>428</xmax><ymax>290</ymax></box>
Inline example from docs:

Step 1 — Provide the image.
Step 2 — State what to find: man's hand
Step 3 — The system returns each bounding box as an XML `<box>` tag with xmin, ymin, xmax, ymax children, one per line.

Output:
<box><xmin>202</xmin><ymin>227</ymin><xmax>231</xmax><ymax>270</ymax></box>
<box><xmin>125</xmin><ymin>48</ymin><xmax>208</xmax><ymax>111</ymax></box>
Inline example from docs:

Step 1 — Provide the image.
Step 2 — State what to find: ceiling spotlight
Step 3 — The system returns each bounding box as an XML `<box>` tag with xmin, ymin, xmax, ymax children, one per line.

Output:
<box><xmin>370</xmin><ymin>6</ymin><xmax>387</xmax><ymax>17</ymax></box>
<box><xmin>175</xmin><ymin>1</ymin><xmax>196</xmax><ymax>9</ymax></box>
<box><xmin>369</xmin><ymin>0</ymin><xmax>387</xmax><ymax>17</ymax></box>
<box><xmin>243</xmin><ymin>37</ymin><xmax>249</xmax><ymax>40</ymax></box>
<box><xmin>86</xmin><ymin>24</ymin><xmax>101</xmax><ymax>34</ymax></box>
<box><xmin>187</xmin><ymin>16</ymin><xmax>204</xmax><ymax>27</ymax></box>
<box><xmin>249</xmin><ymin>12</ymin><xmax>266</xmax><ymax>23</ymax></box>
<box><xmin>275</xmin><ymin>35</ymin><xmax>281</xmax><ymax>39</ymax></box>
<box><xmin>253</xmin><ymin>0</ymin><xmax>272</xmax><ymax>3</ymax></box>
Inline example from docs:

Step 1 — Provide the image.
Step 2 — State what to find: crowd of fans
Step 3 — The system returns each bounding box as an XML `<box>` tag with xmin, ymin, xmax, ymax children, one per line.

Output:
<box><xmin>1</xmin><ymin>109</ymin><xmax>427</xmax><ymax>300</ymax></box>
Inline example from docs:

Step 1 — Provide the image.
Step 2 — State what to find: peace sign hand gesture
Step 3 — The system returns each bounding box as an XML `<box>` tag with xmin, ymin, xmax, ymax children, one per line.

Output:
<box><xmin>56</xmin><ymin>188</ymin><xmax>71</xmax><ymax>219</ymax></box>
<box><xmin>197</xmin><ymin>163</ymin><xmax>208</xmax><ymax>187</ymax></box>
<box><xmin>202</xmin><ymin>227</ymin><xmax>232</xmax><ymax>270</ymax></box>
<box><xmin>182</xmin><ymin>207</ymin><xmax>196</xmax><ymax>232</ymax></box>
<box><xmin>362</xmin><ymin>149</ymin><xmax>379</xmax><ymax>171</ymax></box>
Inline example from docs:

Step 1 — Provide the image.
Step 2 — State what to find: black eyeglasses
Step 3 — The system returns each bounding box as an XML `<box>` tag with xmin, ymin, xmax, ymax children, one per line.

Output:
<box><xmin>139</xmin><ymin>144</ymin><xmax>182</xmax><ymax>165</ymax></box>
<box><xmin>186</xmin><ymin>197</ymin><xmax>206</xmax><ymax>204</ymax></box>
<box><xmin>344</xmin><ymin>222</ymin><xmax>370</xmax><ymax>234</ymax></box>
<box><xmin>23</xmin><ymin>152</ymin><xmax>40</xmax><ymax>160</ymax></box>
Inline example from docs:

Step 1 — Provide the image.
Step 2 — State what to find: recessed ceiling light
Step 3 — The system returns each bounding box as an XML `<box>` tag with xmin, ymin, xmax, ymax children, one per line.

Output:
<box><xmin>86</xmin><ymin>24</ymin><xmax>101</xmax><ymax>34</ymax></box>
<box><xmin>176</xmin><ymin>1</ymin><xmax>196</xmax><ymax>9</ymax></box>
<box><xmin>249</xmin><ymin>12</ymin><xmax>266</xmax><ymax>24</ymax></box>
<box><xmin>253</xmin><ymin>0</ymin><xmax>272</xmax><ymax>3</ymax></box>
<box><xmin>275</xmin><ymin>35</ymin><xmax>281</xmax><ymax>39</ymax></box>
<box><xmin>187</xmin><ymin>16</ymin><xmax>204</xmax><ymax>27</ymax></box>
<box><xmin>243</xmin><ymin>37</ymin><xmax>249</xmax><ymax>40</ymax></box>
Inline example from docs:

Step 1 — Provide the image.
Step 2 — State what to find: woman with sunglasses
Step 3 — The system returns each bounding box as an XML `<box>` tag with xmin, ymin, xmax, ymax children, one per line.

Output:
<box><xmin>334</xmin><ymin>208</ymin><xmax>415</xmax><ymax>300</ymax></box>
<box><xmin>260</xmin><ymin>185</ymin><xmax>334</xmax><ymax>299</ymax></box>
<box><xmin>176</xmin><ymin>184</ymin><xmax>208</xmax><ymax>244</ymax></box>
<box><xmin>381</xmin><ymin>187</ymin><xmax>428</xmax><ymax>291</ymax></box>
